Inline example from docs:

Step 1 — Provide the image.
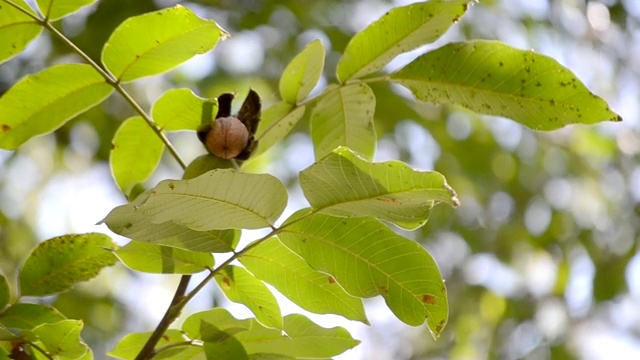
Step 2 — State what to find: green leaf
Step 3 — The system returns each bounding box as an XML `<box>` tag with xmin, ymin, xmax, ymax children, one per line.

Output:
<box><xmin>248</xmin><ymin>354</ymin><xmax>295</xmax><ymax>360</ymax></box>
<box><xmin>0</xmin><ymin>326</ymin><xmax>19</xmax><ymax>341</ymax></box>
<box><xmin>337</xmin><ymin>0</ymin><xmax>471</xmax><ymax>82</ymax></box>
<box><xmin>36</xmin><ymin>0</ymin><xmax>97</xmax><ymax>21</ymax></box>
<box><xmin>183</xmin><ymin>154</ymin><xmax>235</xmax><ymax>180</ymax></box>
<box><xmin>0</xmin><ymin>303</ymin><xmax>66</xmax><ymax>330</ymax></box>
<box><xmin>254</xmin><ymin>102</ymin><xmax>306</xmax><ymax>157</ymax></box>
<box><xmin>279</xmin><ymin>211</ymin><xmax>448</xmax><ymax>336</ymax></box>
<box><xmin>0</xmin><ymin>64</ymin><xmax>114</xmax><ymax>150</ymax></box>
<box><xmin>0</xmin><ymin>0</ymin><xmax>42</xmax><ymax>65</ymax></box>
<box><xmin>0</xmin><ymin>274</ymin><xmax>8</xmax><ymax>310</ymax></box>
<box><xmin>31</xmin><ymin>320</ymin><xmax>88</xmax><ymax>358</ymax></box>
<box><xmin>300</xmin><ymin>147</ymin><xmax>459</xmax><ymax>230</ymax></box>
<box><xmin>101</xmin><ymin>5</ymin><xmax>228</xmax><ymax>82</ymax></box>
<box><xmin>279</xmin><ymin>39</ymin><xmax>325</xmax><ymax>104</ymax></box>
<box><xmin>102</xmin><ymin>190</ymin><xmax>239</xmax><ymax>253</ymax></box>
<box><xmin>152</xmin><ymin>88</ymin><xmax>217</xmax><ymax>132</ymax></box>
<box><xmin>19</xmin><ymin>233</ymin><xmax>118</xmax><ymax>297</ymax></box>
<box><xmin>182</xmin><ymin>309</ymin><xmax>249</xmax><ymax>360</ymax></box>
<box><xmin>240</xmin><ymin>238</ymin><xmax>367</xmax><ymax>323</ymax></box>
<box><xmin>108</xmin><ymin>329</ymin><xmax>186</xmax><ymax>359</ymax></box>
<box><xmin>183</xmin><ymin>309</ymin><xmax>358</xmax><ymax>358</ymax></box>
<box><xmin>215</xmin><ymin>265</ymin><xmax>283</xmax><ymax>330</ymax></box>
<box><xmin>115</xmin><ymin>241</ymin><xmax>214</xmax><ymax>274</ymax></box>
<box><xmin>110</xmin><ymin>116</ymin><xmax>165</xmax><ymax>197</ymax></box>
<box><xmin>105</xmin><ymin>169</ymin><xmax>287</xmax><ymax>231</ymax></box>
<box><xmin>390</xmin><ymin>40</ymin><xmax>622</xmax><ymax>130</ymax></box>
<box><xmin>310</xmin><ymin>83</ymin><xmax>376</xmax><ymax>160</ymax></box>
<box><xmin>236</xmin><ymin>314</ymin><xmax>360</xmax><ymax>358</ymax></box>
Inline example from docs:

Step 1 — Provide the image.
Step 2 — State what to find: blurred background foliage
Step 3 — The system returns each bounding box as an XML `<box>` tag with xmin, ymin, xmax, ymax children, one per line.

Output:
<box><xmin>0</xmin><ymin>0</ymin><xmax>639</xmax><ymax>359</ymax></box>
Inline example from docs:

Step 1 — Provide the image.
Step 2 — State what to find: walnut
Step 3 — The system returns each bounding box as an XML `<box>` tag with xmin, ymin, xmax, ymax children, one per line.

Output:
<box><xmin>205</xmin><ymin>116</ymin><xmax>249</xmax><ymax>159</ymax></box>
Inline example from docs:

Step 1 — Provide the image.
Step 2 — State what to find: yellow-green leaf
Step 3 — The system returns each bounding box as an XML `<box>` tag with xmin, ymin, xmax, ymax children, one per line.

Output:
<box><xmin>0</xmin><ymin>0</ymin><xmax>42</xmax><ymax>65</ymax></box>
<box><xmin>110</xmin><ymin>116</ymin><xmax>165</xmax><ymax>197</ymax></box>
<box><xmin>391</xmin><ymin>40</ymin><xmax>622</xmax><ymax>130</ymax></box>
<box><xmin>152</xmin><ymin>88</ymin><xmax>217</xmax><ymax>132</ymax></box>
<box><xmin>240</xmin><ymin>238</ymin><xmax>367</xmax><ymax>323</ymax></box>
<box><xmin>280</xmin><ymin>211</ymin><xmax>448</xmax><ymax>337</ymax></box>
<box><xmin>300</xmin><ymin>147</ymin><xmax>459</xmax><ymax>230</ymax></box>
<box><xmin>215</xmin><ymin>265</ymin><xmax>283</xmax><ymax>329</ymax></box>
<box><xmin>101</xmin><ymin>5</ymin><xmax>228</xmax><ymax>82</ymax></box>
<box><xmin>116</xmin><ymin>240</ymin><xmax>214</xmax><ymax>274</ymax></box>
<box><xmin>310</xmin><ymin>83</ymin><xmax>376</xmax><ymax>160</ymax></box>
<box><xmin>36</xmin><ymin>0</ymin><xmax>97</xmax><ymax>21</ymax></box>
<box><xmin>254</xmin><ymin>102</ymin><xmax>306</xmax><ymax>157</ymax></box>
<box><xmin>19</xmin><ymin>233</ymin><xmax>118</xmax><ymax>296</ymax></box>
<box><xmin>337</xmin><ymin>0</ymin><xmax>472</xmax><ymax>82</ymax></box>
<box><xmin>0</xmin><ymin>64</ymin><xmax>113</xmax><ymax>150</ymax></box>
<box><xmin>279</xmin><ymin>39</ymin><xmax>325</xmax><ymax>104</ymax></box>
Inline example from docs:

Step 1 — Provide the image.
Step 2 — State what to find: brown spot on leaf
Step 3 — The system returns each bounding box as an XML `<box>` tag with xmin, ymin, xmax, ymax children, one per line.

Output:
<box><xmin>168</xmin><ymin>183</ymin><xmax>175</xmax><ymax>190</ymax></box>
<box><xmin>1</xmin><ymin>124</ymin><xmax>10</xmax><ymax>132</ymax></box>
<box><xmin>328</xmin><ymin>276</ymin><xmax>336</xmax><ymax>284</ymax></box>
<box><xmin>435</xmin><ymin>319</ymin><xmax>446</xmax><ymax>334</ymax></box>
<box><xmin>222</xmin><ymin>277</ymin><xmax>231</xmax><ymax>287</ymax></box>
<box><xmin>422</xmin><ymin>294</ymin><xmax>437</xmax><ymax>305</ymax></box>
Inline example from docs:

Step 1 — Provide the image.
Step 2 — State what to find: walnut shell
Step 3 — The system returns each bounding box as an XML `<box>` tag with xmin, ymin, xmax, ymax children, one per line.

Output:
<box><xmin>205</xmin><ymin>116</ymin><xmax>250</xmax><ymax>159</ymax></box>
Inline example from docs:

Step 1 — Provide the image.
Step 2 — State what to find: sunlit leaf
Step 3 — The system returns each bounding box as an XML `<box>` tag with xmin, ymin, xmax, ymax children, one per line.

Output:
<box><xmin>310</xmin><ymin>83</ymin><xmax>376</xmax><ymax>160</ymax></box>
<box><xmin>104</xmin><ymin>169</ymin><xmax>287</xmax><ymax>231</ymax></box>
<box><xmin>0</xmin><ymin>0</ymin><xmax>42</xmax><ymax>65</ymax></box>
<box><xmin>236</xmin><ymin>313</ymin><xmax>360</xmax><ymax>358</ymax></box>
<box><xmin>300</xmin><ymin>147</ymin><xmax>459</xmax><ymax>230</ymax></box>
<box><xmin>337</xmin><ymin>0</ymin><xmax>472</xmax><ymax>82</ymax></box>
<box><xmin>183</xmin><ymin>308</ymin><xmax>358</xmax><ymax>358</ymax></box>
<box><xmin>182</xmin><ymin>309</ymin><xmax>249</xmax><ymax>360</ymax></box>
<box><xmin>240</xmin><ymin>238</ymin><xmax>367</xmax><ymax>323</ymax></box>
<box><xmin>254</xmin><ymin>102</ymin><xmax>306</xmax><ymax>157</ymax></box>
<box><xmin>102</xmin><ymin>189</ymin><xmax>240</xmax><ymax>253</ymax></box>
<box><xmin>108</xmin><ymin>329</ymin><xmax>186</xmax><ymax>359</ymax></box>
<box><xmin>215</xmin><ymin>265</ymin><xmax>283</xmax><ymax>329</ymax></box>
<box><xmin>183</xmin><ymin>154</ymin><xmax>235</xmax><ymax>180</ymax></box>
<box><xmin>0</xmin><ymin>64</ymin><xmax>113</xmax><ymax>150</ymax></box>
<box><xmin>31</xmin><ymin>320</ymin><xmax>88</xmax><ymax>358</ymax></box>
<box><xmin>36</xmin><ymin>0</ymin><xmax>97</xmax><ymax>21</ymax></box>
<box><xmin>0</xmin><ymin>303</ymin><xmax>66</xmax><ymax>330</ymax></box>
<box><xmin>152</xmin><ymin>88</ymin><xmax>217</xmax><ymax>132</ymax></box>
<box><xmin>391</xmin><ymin>40</ymin><xmax>622</xmax><ymax>130</ymax></box>
<box><xmin>110</xmin><ymin>116</ymin><xmax>165</xmax><ymax>197</ymax></box>
<box><xmin>0</xmin><ymin>274</ymin><xmax>8</xmax><ymax>310</ymax></box>
<box><xmin>116</xmin><ymin>241</ymin><xmax>214</xmax><ymax>274</ymax></box>
<box><xmin>102</xmin><ymin>5</ymin><xmax>228</xmax><ymax>82</ymax></box>
<box><xmin>280</xmin><ymin>211</ymin><xmax>448</xmax><ymax>336</ymax></box>
<box><xmin>19</xmin><ymin>233</ymin><xmax>118</xmax><ymax>296</ymax></box>
<box><xmin>279</xmin><ymin>39</ymin><xmax>325</xmax><ymax>104</ymax></box>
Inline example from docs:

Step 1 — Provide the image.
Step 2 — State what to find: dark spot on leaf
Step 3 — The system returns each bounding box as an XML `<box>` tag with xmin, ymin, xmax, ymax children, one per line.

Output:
<box><xmin>499</xmin><ymin>61</ymin><xmax>504</xmax><ymax>67</ymax></box>
<box><xmin>124</xmin><ymin>222</ymin><xmax>133</xmax><ymax>229</ymax></box>
<box><xmin>452</xmin><ymin>15</ymin><xmax>460</xmax><ymax>23</ymax></box>
<box><xmin>222</xmin><ymin>277</ymin><xmax>231</xmax><ymax>287</ymax></box>
<box><xmin>435</xmin><ymin>319</ymin><xmax>445</xmax><ymax>333</ymax></box>
<box><xmin>328</xmin><ymin>276</ymin><xmax>336</xmax><ymax>284</ymax></box>
<box><xmin>463</xmin><ymin>4</ymin><xmax>468</xmax><ymax>11</ymax></box>
<box><xmin>168</xmin><ymin>183</ymin><xmax>175</xmax><ymax>190</ymax></box>
<box><xmin>1</xmin><ymin>124</ymin><xmax>10</xmax><ymax>132</ymax></box>
<box><xmin>422</xmin><ymin>294</ymin><xmax>437</xmax><ymax>305</ymax></box>
<box><xmin>536</xmin><ymin>81</ymin><xmax>542</xmax><ymax>87</ymax></box>
<box><xmin>549</xmin><ymin>99</ymin><xmax>556</xmax><ymax>106</ymax></box>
